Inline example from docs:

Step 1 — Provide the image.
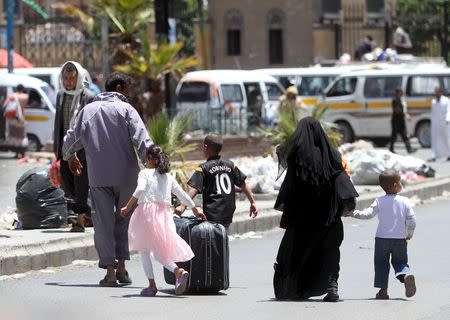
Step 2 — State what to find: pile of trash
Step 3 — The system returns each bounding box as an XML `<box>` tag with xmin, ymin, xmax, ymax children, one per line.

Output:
<box><xmin>232</xmin><ymin>155</ymin><xmax>282</xmax><ymax>194</ymax></box>
<box><xmin>232</xmin><ymin>140</ymin><xmax>435</xmax><ymax>193</ymax></box>
<box><xmin>340</xmin><ymin>141</ymin><xmax>434</xmax><ymax>185</ymax></box>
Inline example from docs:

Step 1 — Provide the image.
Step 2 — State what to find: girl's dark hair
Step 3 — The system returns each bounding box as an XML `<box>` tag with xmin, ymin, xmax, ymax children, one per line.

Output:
<box><xmin>147</xmin><ymin>145</ymin><xmax>170</xmax><ymax>174</ymax></box>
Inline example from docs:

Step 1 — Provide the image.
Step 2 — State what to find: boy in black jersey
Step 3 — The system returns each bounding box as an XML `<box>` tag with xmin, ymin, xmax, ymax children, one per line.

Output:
<box><xmin>175</xmin><ymin>134</ymin><xmax>257</xmax><ymax>227</ymax></box>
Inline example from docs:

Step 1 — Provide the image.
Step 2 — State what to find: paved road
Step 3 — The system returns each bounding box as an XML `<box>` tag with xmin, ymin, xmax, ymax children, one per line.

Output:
<box><xmin>1</xmin><ymin>198</ymin><xmax>450</xmax><ymax>320</ymax></box>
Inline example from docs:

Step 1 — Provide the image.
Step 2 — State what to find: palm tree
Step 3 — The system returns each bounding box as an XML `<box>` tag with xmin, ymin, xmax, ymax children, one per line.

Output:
<box><xmin>52</xmin><ymin>0</ymin><xmax>154</xmax><ymax>63</ymax></box>
<box><xmin>259</xmin><ymin>105</ymin><xmax>342</xmax><ymax>148</ymax></box>
<box><xmin>115</xmin><ymin>33</ymin><xmax>198</xmax><ymax>118</ymax></box>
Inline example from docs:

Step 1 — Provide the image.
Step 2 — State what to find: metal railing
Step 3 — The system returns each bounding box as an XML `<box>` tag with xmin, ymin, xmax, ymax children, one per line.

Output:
<box><xmin>167</xmin><ymin>103</ymin><xmax>265</xmax><ymax>137</ymax></box>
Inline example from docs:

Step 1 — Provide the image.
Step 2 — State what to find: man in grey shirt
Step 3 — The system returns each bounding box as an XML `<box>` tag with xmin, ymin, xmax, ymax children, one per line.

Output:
<box><xmin>63</xmin><ymin>72</ymin><xmax>153</xmax><ymax>287</ymax></box>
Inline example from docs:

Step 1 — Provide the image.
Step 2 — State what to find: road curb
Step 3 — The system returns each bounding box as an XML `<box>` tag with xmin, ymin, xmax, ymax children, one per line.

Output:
<box><xmin>1</xmin><ymin>177</ymin><xmax>450</xmax><ymax>276</ymax></box>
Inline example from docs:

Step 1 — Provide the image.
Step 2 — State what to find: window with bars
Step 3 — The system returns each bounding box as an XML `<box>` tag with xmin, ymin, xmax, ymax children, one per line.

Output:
<box><xmin>227</xmin><ymin>29</ymin><xmax>241</xmax><ymax>56</ymax></box>
<box><xmin>269</xmin><ymin>29</ymin><xmax>283</xmax><ymax>64</ymax></box>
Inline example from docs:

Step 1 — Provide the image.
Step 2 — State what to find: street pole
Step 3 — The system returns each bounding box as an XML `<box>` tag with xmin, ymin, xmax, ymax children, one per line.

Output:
<box><xmin>197</xmin><ymin>0</ymin><xmax>207</xmax><ymax>69</ymax></box>
<box><xmin>6</xmin><ymin>0</ymin><xmax>14</xmax><ymax>73</ymax></box>
<box><xmin>101</xmin><ymin>16</ymin><xmax>110</xmax><ymax>79</ymax></box>
<box><xmin>155</xmin><ymin>0</ymin><xmax>171</xmax><ymax>113</ymax></box>
<box><xmin>443</xmin><ymin>1</ymin><xmax>449</xmax><ymax>63</ymax></box>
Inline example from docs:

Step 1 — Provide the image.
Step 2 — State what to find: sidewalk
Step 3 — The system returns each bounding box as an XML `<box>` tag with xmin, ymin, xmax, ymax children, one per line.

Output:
<box><xmin>1</xmin><ymin>175</ymin><xmax>450</xmax><ymax>276</ymax></box>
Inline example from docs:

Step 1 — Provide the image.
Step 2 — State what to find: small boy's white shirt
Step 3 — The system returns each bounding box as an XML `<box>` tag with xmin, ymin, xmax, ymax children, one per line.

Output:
<box><xmin>352</xmin><ymin>194</ymin><xmax>416</xmax><ymax>239</ymax></box>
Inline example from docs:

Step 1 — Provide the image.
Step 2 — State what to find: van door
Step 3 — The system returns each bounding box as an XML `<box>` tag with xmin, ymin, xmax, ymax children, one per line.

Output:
<box><xmin>243</xmin><ymin>82</ymin><xmax>263</xmax><ymax>133</ymax></box>
<box><xmin>405</xmin><ymin>75</ymin><xmax>437</xmax><ymax>146</ymax></box>
<box><xmin>363</xmin><ymin>76</ymin><xmax>403</xmax><ymax>137</ymax></box>
<box><xmin>263</xmin><ymin>81</ymin><xmax>284</xmax><ymax>126</ymax></box>
<box><xmin>23</xmin><ymin>87</ymin><xmax>55</xmax><ymax>150</ymax></box>
<box><xmin>321</xmin><ymin>76</ymin><xmax>362</xmax><ymax>138</ymax></box>
<box><xmin>176</xmin><ymin>81</ymin><xmax>212</xmax><ymax>130</ymax></box>
<box><xmin>217</xmin><ymin>83</ymin><xmax>245</xmax><ymax>134</ymax></box>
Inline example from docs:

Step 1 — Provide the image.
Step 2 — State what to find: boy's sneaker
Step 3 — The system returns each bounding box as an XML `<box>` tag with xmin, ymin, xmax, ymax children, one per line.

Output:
<box><xmin>404</xmin><ymin>274</ymin><xmax>416</xmax><ymax>298</ymax></box>
<box><xmin>375</xmin><ymin>292</ymin><xmax>389</xmax><ymax>300</ymax></box>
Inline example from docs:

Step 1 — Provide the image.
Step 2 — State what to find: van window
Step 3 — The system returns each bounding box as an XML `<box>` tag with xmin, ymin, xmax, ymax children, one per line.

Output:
<box><xmin>298</xmin><ymin>76</ymin><xmax>334</xmax><ymax>96</ymax></box>
<box><xmin>265</xmin><ymin>82</ymin><xmax>284</xmax><ymax>100</ymax></box>
<box><xmin>407</xmin><ymin>76</ymin><xmax>440</xmax><ymax>96</ymax></box>
<box><xmin>364</xmin><ymin>77</ymin><xmax>402</xmax><ymax>98</ymax></box>
<box><xmin>276</xmin><ymin>76</ymin><xmax>295</xmax><ymax>89</ymax></box>
<box><xmin>178</xmin><ymin>82</ymin><xmax>210</xmax><ymax>102</ymax></box>
<box><xmin>326</xmin><ymin>77</ymin><xmax>357</xmax><ymax>97</ymax></box>
<box><xmin>221</xmin><ymin>84</ymin><xmax>243</xmax><ymax>102</ymax></box>
<box><xmin>27</xmin><ymin>88</ymin><xmax>45</xmax><ymax>109</ymax></box>
<box><xmin>442</xmin><ymin>76</ymin><xmax>450</xmax><ymax>94</ymax></box>
<box><xmin>31</xmin><ymin>74</ymin><xmax>53</xmax><ymax>88</ymax></box>
<box><xmin>41</xmin><ymin>85</ymin><xmax>56</xmax><ymax>106</ymax></box>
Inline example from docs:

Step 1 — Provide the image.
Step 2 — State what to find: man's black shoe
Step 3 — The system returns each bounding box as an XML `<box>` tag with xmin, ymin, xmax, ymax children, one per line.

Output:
<box><xmin>323</xmin><ymin>291</ymin><xmax>339</xmax><ymax>302</ymax></box>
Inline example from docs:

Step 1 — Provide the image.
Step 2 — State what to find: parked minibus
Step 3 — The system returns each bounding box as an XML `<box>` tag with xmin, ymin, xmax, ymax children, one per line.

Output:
<box><xmin>0</xmin><ymin>73</ymin><xmax>56</xmax><ymax>151</ymax></box>
<box><xmin>176</xmin><ymin>70</ymin><xmax>285</xmax><ymax>133</ymax></box>
<box><xmin>317</xmin><ymin>67</ymin><xmax>450</xmax><ymax>147</ymax></box>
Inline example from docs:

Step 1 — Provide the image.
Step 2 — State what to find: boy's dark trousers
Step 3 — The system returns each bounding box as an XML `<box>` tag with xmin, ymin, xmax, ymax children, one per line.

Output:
<box><xmin>390</xmin><ymin>116</ymin><xmax>412</xmax><ymax>153</ymax></box>
<box><xmin>374</xmin><ymin>237</ymin><xmax>410</xmax><ymax>288</ymax></box>
<box><xmin>60</xmin><ymin>159</ymin><xmax>91</xmax><ymax>216</ymax></box>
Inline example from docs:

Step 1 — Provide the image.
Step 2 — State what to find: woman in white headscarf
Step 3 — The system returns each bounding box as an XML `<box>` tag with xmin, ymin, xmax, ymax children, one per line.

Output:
<box><xmin>53</xmin><ymin>61</ymin><xmax>95</xmax><ymax>232</ymax></box>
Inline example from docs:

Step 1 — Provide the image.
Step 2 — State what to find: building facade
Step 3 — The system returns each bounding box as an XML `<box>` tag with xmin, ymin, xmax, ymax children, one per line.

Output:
<box><xmin>208</xmin><ymin>0</ymin><xmax>314</xmax><ymax>69</ymax></box>
<box><xmin>208</xmin><ymin>0</ymin><xmax>397</xmax><ymax>69</ymax></box>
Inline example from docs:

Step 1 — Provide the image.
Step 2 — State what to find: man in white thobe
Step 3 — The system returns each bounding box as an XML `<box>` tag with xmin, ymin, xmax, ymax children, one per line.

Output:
<box><xmin>430</xmin><ymin>87</ymin><xmax>450</xmax><ymax>161</ymax></box>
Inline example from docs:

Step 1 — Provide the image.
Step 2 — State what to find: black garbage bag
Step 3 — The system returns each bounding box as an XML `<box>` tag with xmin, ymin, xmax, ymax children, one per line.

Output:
<box><xmin>15</xmin><ymin>167</ymin><xmax>67</xmax><ymax>229</ymax></box>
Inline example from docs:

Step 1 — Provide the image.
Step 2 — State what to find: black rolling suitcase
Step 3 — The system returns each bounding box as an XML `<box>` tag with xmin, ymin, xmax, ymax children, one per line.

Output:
<box><xmin>164</xmin><ymin>216</ymin><xmax>229</xmax><ymax>293</ymax></box>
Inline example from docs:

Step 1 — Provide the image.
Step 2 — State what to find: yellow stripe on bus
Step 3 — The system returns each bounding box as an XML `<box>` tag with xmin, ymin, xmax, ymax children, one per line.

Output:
<box><xmin>25</xmin><ymin>115</ymin><xmax>50</xmax><ymax>122</ymax></box>
<box><xmin>318</xmin><ymin>103</ymin><xmax>364</xmax><ymax>110</ymax></box>
<box><xmin>407</xmin><ymin>101</ymin><xmax>431</xmax><ymax>109</ymax></box>
<box><xmin>368</xmin><ymin>101</ymin><xmax>391</xmax><ymax>108</ymax></box>
<box><xmin>301</xmin><ymin>98</ymin><xmax>318</xmax><ymax>106</ymax></box>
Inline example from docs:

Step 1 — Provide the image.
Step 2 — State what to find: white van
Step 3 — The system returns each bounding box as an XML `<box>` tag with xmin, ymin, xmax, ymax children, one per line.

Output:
<box><xmin>257</xmin><ymin>66</ymin><xmax>375</xmax><ymax>107</ymax></box>
<box><xmin>317</xmin><ymin>67</ymin><xmax>450</xmax><ymax>147</ymax></box>
<box><xmin>0</xmin><ymin>73</ymin><xmax>56</xmax><ymax>151</ymax></box>
<box><xmin>0</xmin><ymin>67</ymin><xmax>93</xmax><ymax>104</ymax></box>
<box><xmin>176</xmin><ymin>70</ymin><xmax>284</xmax><ymax>134</ymax></box>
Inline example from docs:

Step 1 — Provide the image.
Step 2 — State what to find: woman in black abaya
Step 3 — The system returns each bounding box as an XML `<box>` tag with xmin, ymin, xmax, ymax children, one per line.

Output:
<box><xmin>273</xmin><ymin>117</ymin><xmax>358</xmax><ymax>302</ymax></box>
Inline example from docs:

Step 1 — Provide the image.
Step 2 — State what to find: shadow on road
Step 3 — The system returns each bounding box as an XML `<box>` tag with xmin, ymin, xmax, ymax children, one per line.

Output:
<box><xmin>119</xmin><ymin>293</ymin><xmax>186</xmax><ymax>299</ymax></box>
<box><xmin>40</xmin><ymin>230</ymin><xmax>72</xmax><ymax>234</ymax></box>
<box><xmin>45</xmin><ymin>282</ymin><xmax>139</xmax><ymax>289</ymax></box>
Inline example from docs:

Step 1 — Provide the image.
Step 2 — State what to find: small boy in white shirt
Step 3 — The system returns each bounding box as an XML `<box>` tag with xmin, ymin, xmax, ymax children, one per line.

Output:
<box><xmin>348</xmin><ymin>170</ymin><xmax>416</xmax><ymax>299</ymax></box>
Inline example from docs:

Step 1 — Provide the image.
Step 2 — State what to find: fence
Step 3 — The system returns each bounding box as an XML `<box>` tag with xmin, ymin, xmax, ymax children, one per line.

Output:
<box><xmin>168</xmin><ymin>103</ymin><xmax>267</xmax><ymax>137</ymax></box>
<box><xmin>20</xmin><ymin>17</ymin><xmax>102</xmax><ymax>71</ymax></box>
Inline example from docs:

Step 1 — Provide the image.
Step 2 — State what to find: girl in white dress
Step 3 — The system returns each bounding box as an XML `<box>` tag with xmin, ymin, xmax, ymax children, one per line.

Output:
<box><xmin>121</xmin><ymin>145</ymin><xmax>206</xmax><ymax>296</ymax></box>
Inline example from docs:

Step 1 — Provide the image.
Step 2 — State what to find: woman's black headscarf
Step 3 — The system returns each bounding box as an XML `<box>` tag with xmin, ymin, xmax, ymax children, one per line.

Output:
<box><xmin>275</xmin><ymin>117</ymin><xmax>358</xmax><ymax>226</ymax></box>
<box><xmin>276</xmin><ymin>116</ymin><xmax>343</xmax><ymax>185</ymax></box>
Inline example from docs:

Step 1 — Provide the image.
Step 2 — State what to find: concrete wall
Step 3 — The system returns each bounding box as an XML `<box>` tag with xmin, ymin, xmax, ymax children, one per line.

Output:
<box><xmin>209</xmin><ymin>0</ymin><xmax>314</xmax><ymax>69</ymax></box>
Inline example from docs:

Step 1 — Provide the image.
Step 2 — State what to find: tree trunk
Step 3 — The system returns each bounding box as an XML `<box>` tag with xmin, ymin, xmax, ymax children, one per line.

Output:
<box><xmin>146</xmin><ymin>78</ymin><xmax>165</xmax><ymax>121</ymax></box>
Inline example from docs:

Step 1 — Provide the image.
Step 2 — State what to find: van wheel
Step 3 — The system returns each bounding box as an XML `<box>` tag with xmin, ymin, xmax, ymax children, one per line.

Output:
<box><xmin>27</xmin><ymin>134</ymin><xmax>41</xmax><ymax>152</ymax></box>
<box><xmin>416</xmin><ymin>121</ymin><xmax>431</xmax><ymax>148</ymax></box>
<box><xmin>335</xmin><ymin>121</ymin><xmax>354</xmax><ymax>144</ymax></box>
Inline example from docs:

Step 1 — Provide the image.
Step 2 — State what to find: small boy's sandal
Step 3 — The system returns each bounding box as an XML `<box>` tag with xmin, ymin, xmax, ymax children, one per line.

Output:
<box><xmin>404</xmin><ymin>274</ymin><xmax>416</xmax><ymax>298</ymax></box>
<box><xmin>375</xmin><ymin>292</ymin><xmax>389</xmax><ymax>300</ymax></box>
<box><xmin>116</xmin><ymin>270</ymin><xmax>132</xmax><ymax>284</ymax></box>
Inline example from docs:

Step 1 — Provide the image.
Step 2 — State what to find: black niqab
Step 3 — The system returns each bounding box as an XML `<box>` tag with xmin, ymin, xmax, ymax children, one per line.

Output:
<box><xmin>275</xmin><ymin>117</ymin><xmax>358</xmax><ymax>227</ymax></box>
<box><xmin>276</xmin><ymin>117</ymin><xmax>342</xmax><ymax>185</ymax></box>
